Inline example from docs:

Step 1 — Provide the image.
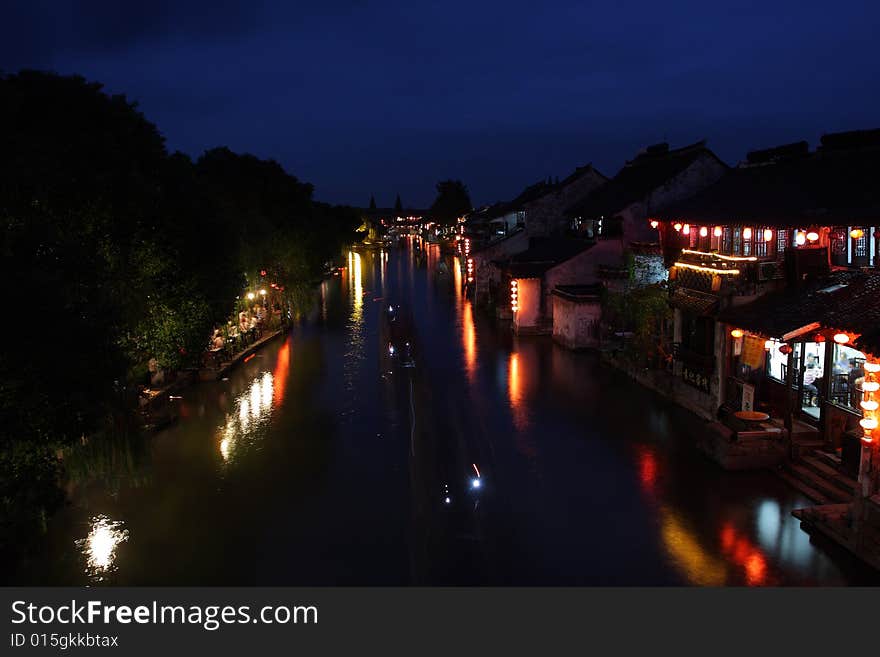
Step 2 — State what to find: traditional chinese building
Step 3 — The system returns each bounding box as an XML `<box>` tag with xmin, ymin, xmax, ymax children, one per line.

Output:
<box><xmin>651</xmin><ymin>129</ymin><xmax>880</xmax><ymax>462</ymax></box>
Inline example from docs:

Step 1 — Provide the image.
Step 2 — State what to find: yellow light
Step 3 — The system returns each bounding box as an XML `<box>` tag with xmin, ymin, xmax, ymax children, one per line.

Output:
<box><xmin>795</xmin><ymin>231</ymin><xmax>806</xmax><ymax>245</ymax></box>
<box><xmin>807</xmin><ymin>231</ymin><xmax>819</xmax><ymax>242</ymax></box>
<box><xmin>860</xmin><ymin>400</ymin><xmax>879</xmax><ymax>412</ymax></box>
<box><xmin>247</xmin><ymin>292</ymin><xmax>255</xmax><ymax>300</ymax></box>
<box><xmin>680</xmin><ymin>249</ymin><xmax>756</xmax><ymax>262</ymax></box>
<box><xmin>730</xmin><ymin>329</ymin><xmax>744</xmax><ymax>339</ymax></box>
<box><xmin>260</xmin><ymin>289</ymin><xmax>267</xmax><ymax>296</ymax></box>
<box><xmin>673</xmin><ymin>261</ymin><xmax>740</xmax><ymax>275</ymax></box>
<box><xmin>864</xmin><ymin>362</ymin><xmax>880</xmax><ymax>373</ymax></box>
<box><xmin>764</xmin><ymin>340</ymin><xmax>774</xmax><ymax>350</ymax></box>
<box><xmin>763</xmin><ymin>229</ymin><xmax>773</xmax><ymax>242</ymax></box>
<box><xmin>833</xmin><ymin>333</ymin><xmax>850</xmax><ymax>344</ymax></box>
<box><xmin>850</xmin><ymin>228</ymin><xmax>864</xmax><ymax>239</ymax></box>
<box><xmin>699</xmin><ymin>226</ymin><xmax>708</xmax><ymax>237</ymax></box>
<box><xmin>673</xmin><ymin>223</ymin><xmax>682</xmax><ymax>232</ymax></box>
<box><xmin>682</xmin><ymin>224</ymin><xmax>690</xmax><ymax>235</ymax></box>
<box><xmin>714</xmin><ymin>226</ymin><xmax>722</xmax><ymax>237</ymax></box>
<box><xmin>743</xmin><ymin>227</ymin><xmax>752</xmax><ymax>240</ymax></box>
<box><xmin>863</xmin><ymin>381</ymin><xmax>880</xmax><ymax>393</ymax></box>
<box><xmin>650</xmin><ymin>220</ymin><xmax>659</xmax><ymax>229</ymax></box>
<box><xmin>860</xmin><ymin>418</ymin><xmax>879</xmax><ymax>431</ymax></box>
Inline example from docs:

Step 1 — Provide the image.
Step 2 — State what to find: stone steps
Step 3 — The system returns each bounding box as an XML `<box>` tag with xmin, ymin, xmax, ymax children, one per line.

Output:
<box><xmin>785</xmin><ymin>463</ymin><xmax>851</xmax><ymax>504</ymax></box>
<box><xmin>799</xmin><ymin>454</ymin><xmax>858</xmax><ymax>495</ymax></box>
<box><xmin>776</xmin><ymin>469</ymin><xmax>833</xmax><ymax>505</ymax></box>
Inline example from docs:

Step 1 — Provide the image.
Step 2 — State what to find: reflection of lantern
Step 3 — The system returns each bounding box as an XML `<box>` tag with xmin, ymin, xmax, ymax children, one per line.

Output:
<box><xmin>743</xmin><ymin>227</ymin><xmax>752</xmax><ymax>240</ymax></box>
<box><xmin>674</xmin><ymin>223</ymin><xmax>682</xmax><ymax>232</ymax></box>
<box><xmin>850</xmin><ymin>228</ymin><xmax>864</xmax><ymax>239</ymax></box>
<box><xmin>795</xmin><ymin>231</ymin><xmax>806</xmax><ymax>245</ymax></box>
<box><xmin>833</xmin><ymin>333</ymin><xmax>850</xmax><ymax>344</ymax></box>
<box><xmin>807</xmin><ymin>231</ymin><xmax>819</xmax><ymax>242</ymax></box>
<box><xmin>714</xmin><ymin>226</ymin><xmax>722</xmax><ymax>237</ymax></box>
<box><xmin>711</xmin><ymin>274</ymin><xmax>721</xmax><ymax>291</ymax></box>
<box><xmin>763</xmin><ymin>228</ymin><xmax>773</xmax><ymax>242</ymax></box>
<box><xmin>779</xmin><ymin>344</ymin><xmax>792</xmax><ymax>355</ymax></box>
<box><xmin>730</xmin><ymin>329</ymin><xmax>744</xmax><ymax>339</ymax></box>
<box><xmin>650</xmin><ymin>220</ymin><xmax>659</xmax><ymax>229</ymax></box>
<box><xmin>682</xmin><ymin>224</ymin><xmax>691</xmax><ymax>235</ymax></box>
<box><xmin>699</xmin><ymin>226</ymin><xmax>708</xmax><ymax>237</ymax></box>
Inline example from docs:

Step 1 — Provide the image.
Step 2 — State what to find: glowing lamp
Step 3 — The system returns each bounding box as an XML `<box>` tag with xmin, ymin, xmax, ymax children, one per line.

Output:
<box><xmin>247</xmin><ymin>292</ymin><xmax>255</xmax><ymax>300</ymax></box>
<box><xmin>779</xmin><ymin>344</ymin><xmax>792</xmax><ymax>355</ymax></box>
<box><xmin>682</xmin><ymin>224</ymin><xmax>690</xmax><ymax>235</ymax></box>
<box><xmin>833</xmin><ymin>333</ymin><xmax>850</xmax><ymax>344</ymax></box>
<box><xmin>764</xmin><ymin>340</ymin><xmax>774</xmax><ymax>350</ymax></box>
<box><xmin>850</xmin><ymin>228</ymin><xmax>864</xmax><ymax>239</ymax></box>
<box><xmin>806</xmin><ymin>231</ymin><xmax>819</xmax><ymax>242</ymax></box>
<box><xmin>260</xmin><ymin>289</ymin><xmax>267</xmax><ymax>296</ymax></box>
<box><xmin>699</xmin><ymin>226</ymin><xmax>708</xmax><ymax>237</ymax></box>
<box><xmin>260</xmin><ymin>270</ymin><xmax>267</xmax><ymax>276</ymax></box>
<box><xmin>763</xmin><ymin>229</ymin><xmax>774</xmax><ymax>242</ymax></box>
<box><xmin>730</xmin><ymin>329</ymin><xmax>744</xmax><ymax>339</ymax></box>
<box><xmin>814</xmin><ymin>334</ymin><xmax>826</xmax><ymax>343</ymax></box>
<box><xmin>795</xmin><ymin>231</ymin><xmax>806</xmax><ymax>246</ymax></box>
<box><xmin>714</xmin><ymin>226</ymin><xmax>722</xmax><ymax>237</ymax></box>
<box><xmin>861</xmin><ymin>400</ymin><xmax>879</xmax><ymax>412</ymax></box>
<box><xmin>864</xmin><ymin>362</ymin><xmax>880</xmax><ymax>374</ymax></box>
<box><xmin>673</xmin><ymin>223</ymin><xmax>683</xmax><ymax>232</ymax></box>
<box><xmin>860</xmin><ymin>418</ymin><xmax>878</xmax><ymax>431</ymax></box>
<box><xmin>743</xmin><ymin>227</ymin><xmax>752</xmax><ymax>240</ymax></box>
<box><xmin>863</xmin><ymin>381</ymin><xmax>880</xmax><ymax>393</ymax></box>
<box><xmin>650</xmin><ymin>220</ymin><xmax>659</xmax><ymax>229</ymax></box>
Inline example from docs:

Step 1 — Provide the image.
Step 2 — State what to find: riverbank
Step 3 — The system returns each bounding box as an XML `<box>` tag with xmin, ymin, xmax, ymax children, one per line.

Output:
<box><xmin>598</xmin><ymin>347</ymin><xmax>880</xmax><ymax>572</ymax></box>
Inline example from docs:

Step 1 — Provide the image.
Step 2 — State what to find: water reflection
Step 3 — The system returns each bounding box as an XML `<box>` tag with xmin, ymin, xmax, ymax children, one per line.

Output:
<box><xmin>75</xmin><ymin>515</ymin><xmax>129</xmax><ymax>582</ymax></box>
<box><xmin>508</xmin><ymin>352</ymin><xmax>530</xmax><ymax>431</ymax></box>
<box><xmin>218</xmin><ymin>370</ymin><xmax>276</xmax><ymax>464</ymax></box>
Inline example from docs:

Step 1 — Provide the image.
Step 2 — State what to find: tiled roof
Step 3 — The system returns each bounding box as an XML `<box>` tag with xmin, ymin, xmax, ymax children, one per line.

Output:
<box><xmin>655</xmin><ymin>128</ymin><xmax>880</xmax><ymax>226</ymax></box>
<box><xmin>670</xmin><ymin>288</ymin><xmax>719</xmax><ymax>316</ymax></box>
<box><xmin>566</xmin><ymin>141</ymin><xmax>723</xmax><ymax>219</ymax></box>
<box><xmin>717</xmin><ymin>269</ymin><xmax>880</xmax><ymax>356</ymax></box>
<box><xmin>505</xmin><ymin>237</ymin><xmax>594</xmax><ymax>278</ymax></box>
<box><xmin>553</xmin><ymin>284</ymin><xmax>603</xmax><ymax>301</ymax></box>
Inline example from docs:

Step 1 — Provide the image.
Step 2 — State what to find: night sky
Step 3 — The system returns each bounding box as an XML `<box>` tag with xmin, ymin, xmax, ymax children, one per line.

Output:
<box><xmin>3</xmin><ymin>1</ymin><xmax>879</xmax><ymax>207</ymax></box>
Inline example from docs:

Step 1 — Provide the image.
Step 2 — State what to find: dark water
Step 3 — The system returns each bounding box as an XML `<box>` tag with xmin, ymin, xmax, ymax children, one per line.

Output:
<box><xmin>11</xmin><ymin>240</ymin><xmax>879</xmax><ymax>585</ymax></box>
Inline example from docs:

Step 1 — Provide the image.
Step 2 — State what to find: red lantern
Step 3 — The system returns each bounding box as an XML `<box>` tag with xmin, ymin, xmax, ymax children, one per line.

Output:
<box><xmin>260</xmin><ymin>270</ymin><xmax>267</xmax><ymax>276</ymax></box>
<box><xmin>778</xmin><ymin>344</ymin><xmax>792</xmax><ymax>355</ymax></box>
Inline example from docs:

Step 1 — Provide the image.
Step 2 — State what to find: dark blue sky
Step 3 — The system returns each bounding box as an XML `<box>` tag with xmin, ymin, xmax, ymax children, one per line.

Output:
<box><xmin>3</xmin><ymin>1</ymin><xmax>879</xmax><ymax>207</ymax></box>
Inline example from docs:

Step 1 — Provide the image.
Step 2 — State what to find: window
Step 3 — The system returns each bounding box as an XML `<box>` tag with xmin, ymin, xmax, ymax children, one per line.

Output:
<box><xmin>755</xmin><ymin>228</ymin><xmax>768</xmax><ymax>257</ymax></box>
<box><xmin>777</xmin><ymin>229</ymin><xmax>789</xmax><ymax>256</ymax></box>
<box><xmin>742</xmin><ymin>227</ymin><xmax>753</xmax><ymax>257</ymax></box>
<box><xmin>829</xmin><ymin>344</ymin><xmax>867</xmax><ymax>411</ymax></box>
<box><xmin>733</xmin><ymin>227</ymin><xmax>742</xmax><ymax>255</ymax></box>
<box><xmin>854</xmin><ymin>231</ymin><xmax>868</xmax><ymax>258</ymax></box>
<box><xmin>722</xmin><ymin>227</ymin><xmax>732</xmax><ymax>254</ymax></box>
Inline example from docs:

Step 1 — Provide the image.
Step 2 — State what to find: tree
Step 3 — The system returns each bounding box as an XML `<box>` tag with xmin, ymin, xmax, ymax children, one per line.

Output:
<box><xmin>428</xmin><ymin>180</ymin><xmax>471</xmax><ymax>225</ymax></box>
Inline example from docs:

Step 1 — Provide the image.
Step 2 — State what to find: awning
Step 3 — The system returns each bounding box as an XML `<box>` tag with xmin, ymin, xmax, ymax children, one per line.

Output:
<box><xmin>669</xmin><ymin>288</ymin><xmax>719</xmax><ymax>316</ymax></box>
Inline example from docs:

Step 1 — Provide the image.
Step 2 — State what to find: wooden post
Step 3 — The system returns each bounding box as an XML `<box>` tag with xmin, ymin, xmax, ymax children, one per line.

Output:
<box><xmin>784</xmin><ymin>347</ymin><xmax>795</xmax><ymax>438</ymax></box>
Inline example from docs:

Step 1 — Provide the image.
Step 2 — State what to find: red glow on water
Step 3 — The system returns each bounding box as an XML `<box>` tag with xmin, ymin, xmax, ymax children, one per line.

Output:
<box><xmin>243</xmin><ymin>354</ymin><xmax>255</xmax><ymax>363</ymax></box>
<box><xmin>719</xmin><ymin>522</ymin><xmax>769</xmax><ymax>586</ymax></box>
<box><xmin>637</xmin><ymin>446</ymin><xmax>658</xmax><ymax>492</ymax></box>
<box><xmin>273</xmin><ymin>340</ymin><xmax>291</xmax><ymax>407</ymax></box>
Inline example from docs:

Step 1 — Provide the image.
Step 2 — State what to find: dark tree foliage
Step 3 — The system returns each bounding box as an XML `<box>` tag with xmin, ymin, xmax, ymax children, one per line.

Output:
<box><xmin>369</xmin><ymin>195</ymin><xmax>376</xmax><ymax>210</ymax></box>
<box><xmin>0</xmin><ymin>71</ymin><xmax>360</xmax><ymax>561</ymax></box>
<box><xmin>428</xmin><ymin>179</ymin><xmax>471</xmax><ymax>225</ymax></box>
<box><xmin>394</xmin><ymin>194</ymin><xmax>402</xmax><ymax>214</ymax></box>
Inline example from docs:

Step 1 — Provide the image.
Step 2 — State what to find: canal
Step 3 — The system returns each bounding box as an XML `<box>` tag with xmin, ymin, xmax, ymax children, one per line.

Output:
<box><xmin>10</xmin><ymin>239</ymin><xmax>879</xmax><ymax>585</ymax></box>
